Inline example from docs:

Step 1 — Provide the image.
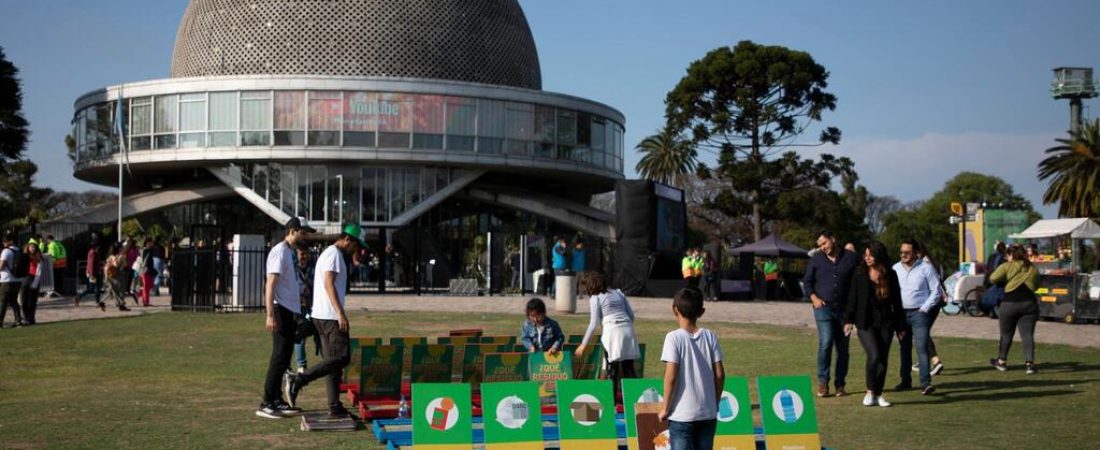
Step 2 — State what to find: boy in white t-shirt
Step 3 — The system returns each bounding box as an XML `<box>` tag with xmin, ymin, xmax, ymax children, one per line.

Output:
<box><xmin>659</xmin><ymin>288</ymin><xmax>725</xmax><ymax>450</ymax></box>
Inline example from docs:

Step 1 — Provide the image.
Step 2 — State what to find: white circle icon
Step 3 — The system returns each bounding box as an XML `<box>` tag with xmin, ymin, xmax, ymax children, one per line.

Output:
<box><xmin>716</xmin><ymin>391</ymin><xmax>739</xmax><ymax>423</ymax></box>
<box><xmin>570</xmin><ymin>394</ymin><xmax>602</xmax><ymax>426</ymax></box>
<box><xmin>770</xmin><ymin>389</ymin><xmax>804</xmax><ymax>424</ymax></box>
<box><xmin>425</xmin><ymin>397</ymin><xmax>459</xmax><ymax>431</ymax></box>
<box><xmin>495</xmin><ymin>395</ymin><xmax>529</xmax><ymax>429</ymax></box>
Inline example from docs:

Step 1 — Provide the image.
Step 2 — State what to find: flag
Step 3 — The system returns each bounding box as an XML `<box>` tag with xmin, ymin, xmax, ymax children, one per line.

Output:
<box><xmin>114</xmin><ymin>86</ymin><xmax>132</xmax><ymax>176</ymax></box>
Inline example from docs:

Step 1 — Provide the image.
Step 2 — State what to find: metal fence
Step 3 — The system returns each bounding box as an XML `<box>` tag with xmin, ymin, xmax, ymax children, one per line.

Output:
<box><xmin>170</xmin><ymin>247</ymin><xmax>267</xmax><ymax>312</ymax></box>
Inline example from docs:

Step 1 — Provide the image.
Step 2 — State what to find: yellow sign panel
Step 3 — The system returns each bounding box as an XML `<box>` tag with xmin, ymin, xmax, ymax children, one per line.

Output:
<box><xmin>1052</xmin><ymin>288</ymin><xmax>1069</xmax><ymax>295</ymax></box>
<box><xmin>1041</xmin><ymin>296</ymin><xmax>1058</xmax><ymax>303</ymax></box>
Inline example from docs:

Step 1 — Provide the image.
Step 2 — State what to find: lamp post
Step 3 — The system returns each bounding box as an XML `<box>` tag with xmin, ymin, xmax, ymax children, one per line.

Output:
<box><xmin>335</xmin><ymin>174</ymin><xmax>344</xmax><ymax>227</ymax></box>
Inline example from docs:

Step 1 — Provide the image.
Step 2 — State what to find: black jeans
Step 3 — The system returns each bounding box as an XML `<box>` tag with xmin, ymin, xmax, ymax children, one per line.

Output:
<box><xmin>20</xmin><ymin>283</ymin><xmax>39</xmax><ymax>324</ymax></box>
<box><xmin>998</xmin><ymin>300</ymin><xmax>1039</xmax><ymax>362</ymax></box>
<box><xmin>857</xmin><ymin>326</ymin><xmax>892</xmax><ymax>395</ymax></box>
<box><xmin>301</xmin><ymin>317</ymin><xmax>350</xmax><ymax>410</ymax></box>
<box><xmin>262</xmin><ymin>305</ymin><xmax>299</xmax><ymax>403</ymax></box>
<box><xmin>76</xmin><ymin>275</ymin><xmax>102</xmax><ymax>304</ymax></box>
<box><xmin>606</xmin><ymin>359</ymin><xmax>637</xmax><ymax>401</ymax></box>
<box><xmin>0</xmin><ymin>282</ymin><xmax>23</xmax><ymax>326</ymax></box>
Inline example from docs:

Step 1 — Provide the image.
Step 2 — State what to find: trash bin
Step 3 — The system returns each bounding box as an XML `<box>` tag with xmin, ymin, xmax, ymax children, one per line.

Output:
<box><xmin>555</xmin><ymin>274</ymin><xmax>576</xmax><ymax>314</ymax></box>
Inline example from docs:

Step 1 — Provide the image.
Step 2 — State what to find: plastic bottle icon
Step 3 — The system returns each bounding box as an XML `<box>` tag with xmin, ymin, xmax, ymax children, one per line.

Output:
<box><xmin>779</xmin><ymin>388</ymin><xmax>797</xmax><ymax>424</ymax></box>
<box><xmin>398</xmin><ymin>394</ymin><xmax>408</xmax><ymax>419</ymax></box>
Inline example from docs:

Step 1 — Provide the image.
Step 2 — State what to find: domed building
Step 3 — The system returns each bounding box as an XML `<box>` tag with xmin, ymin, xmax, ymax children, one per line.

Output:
<box><xmin>68</xmin><ymin>0</ymin><xmax>625</xmax><ymax>293</ymax></box>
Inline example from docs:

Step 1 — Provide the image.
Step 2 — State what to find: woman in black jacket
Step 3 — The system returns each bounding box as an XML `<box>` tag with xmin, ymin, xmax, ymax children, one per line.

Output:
<box><xmin>845</xmin><ymin>241</ymin><xmax>906</xmax><ymax>407</ymax></box>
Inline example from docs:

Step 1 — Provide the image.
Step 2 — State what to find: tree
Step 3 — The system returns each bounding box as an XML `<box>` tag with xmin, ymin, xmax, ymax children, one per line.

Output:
<box><xmin>65</xmin><ymin>134</ymin><xmax>77</xmax><ymax>164</ymax></box>
<box><xmin>665</xmin><ymin>40</ymin><xmax>841</xmax><ymax>241</ymax></box>
<box><xmin>0</xmin><ymin>46</ymin><xmax>29</xmax><ymax>166</ymax></box>
<box><xmin>879</xmin><ymin>172</ymin><xmax>1039</xmax><ymax>272</ymax></box>
<box><xmin>1038</xmin><ymin>119</ymin><xmax>1100</xmax><ymax>218</ymax></box>
<box><xmin>634</xmin><ymin>128</ymin><xmax>697</xmax><ymax>186</ymax></box>
<box><xmin>0</xmin><ymin>160</ymin><xmax>55</xmax><ymax>230</ymax></box>
<box><xmin>47</xmin><ymin>190</ymin><xmax>115</xmax><ymax>219</ymax></box>
<box><xmin>865</xmin><ymin>194</ymin><xmax>903</xmax><ymax>235</ymax></box>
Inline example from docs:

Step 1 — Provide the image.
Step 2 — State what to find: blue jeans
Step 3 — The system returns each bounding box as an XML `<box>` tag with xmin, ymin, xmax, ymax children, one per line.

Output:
<box><xmin>294</xmin><ymin>339</ymin><xmax>308</xmax><ymax>369</ymax></box>
<box><xmin>669</xmin><ymin>419</ymin><xmax>716</xmax><ymax>450</ymax></box>
<box><xmin>813</xmin><ymin>306</ymin><xmax>850</xmax><ymax>387</ymax></box>
<box><xmin>899</xmin><ymin>308</ymin><xmax>933</xmax><ymax>387</ymax></box>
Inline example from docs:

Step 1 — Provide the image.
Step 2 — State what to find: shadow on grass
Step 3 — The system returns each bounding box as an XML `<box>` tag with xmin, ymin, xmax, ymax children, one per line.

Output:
<box><xmin>947</xmin><ymin>361</ymin><xmax>1100</xmax><ymax>376</ymax></box>
<box><xmin>903</xmin><ymin>388</ymin><xmax>1080</xmax><ymax>405</ymax></box>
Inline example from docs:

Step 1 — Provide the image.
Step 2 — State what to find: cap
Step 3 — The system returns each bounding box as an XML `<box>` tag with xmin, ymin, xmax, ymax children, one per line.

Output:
<box><xmin>285</xmin><ymin>216</ymin><xmax>317</xmax><ymax>233</ymax></box>
<box><xmin>341</xmin><ymin>223</ymin><xmax>367</xmax><ymax>248</ymax></box>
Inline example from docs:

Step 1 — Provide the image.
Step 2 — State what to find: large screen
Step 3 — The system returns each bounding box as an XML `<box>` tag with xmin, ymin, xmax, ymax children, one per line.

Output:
<box><xmin>655</xmin><ymin>184</ymin><xmax>685</xmax><ymax>253</ymax></box>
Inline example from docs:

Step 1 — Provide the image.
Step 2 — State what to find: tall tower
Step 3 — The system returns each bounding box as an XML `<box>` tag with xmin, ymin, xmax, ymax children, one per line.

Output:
<box><xmin>1051</xmin><ymin>67</ymin><xmax>1097</xmax><ymax>133</ymax></box>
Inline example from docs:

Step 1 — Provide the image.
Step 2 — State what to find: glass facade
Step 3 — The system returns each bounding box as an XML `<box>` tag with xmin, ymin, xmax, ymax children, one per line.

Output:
<box><xmin>74</xmin><ymin>89</ymin><xmax>625</xmax><ymax>173</ymax></box>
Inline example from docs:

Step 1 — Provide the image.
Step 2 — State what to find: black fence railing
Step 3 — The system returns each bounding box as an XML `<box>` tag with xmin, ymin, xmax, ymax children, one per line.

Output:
<box><xmin>171</xmin><ymin>247</ymin><xmax>267</xmax><ymax>312</ymax></box>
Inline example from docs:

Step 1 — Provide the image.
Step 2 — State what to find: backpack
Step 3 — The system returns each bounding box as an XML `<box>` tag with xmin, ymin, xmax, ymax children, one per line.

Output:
<box><xmin>9</xmin><ymin>246</ymin><xmax>29</xmax><ymax>279</ymax></box>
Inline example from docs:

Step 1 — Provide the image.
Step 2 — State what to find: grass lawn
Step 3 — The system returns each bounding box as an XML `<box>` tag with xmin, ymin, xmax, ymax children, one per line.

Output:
<box><xmin>0</xmin><ymin>309</ymin><xmax>1096</xmax><ymax>449</ymax></box>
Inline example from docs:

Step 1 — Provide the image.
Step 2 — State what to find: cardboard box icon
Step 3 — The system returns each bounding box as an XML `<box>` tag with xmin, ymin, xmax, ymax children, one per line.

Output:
<box><xmin>571</xmin><ymin>401</ymin><xmax>601</xmax><ymax>422</ymax></box>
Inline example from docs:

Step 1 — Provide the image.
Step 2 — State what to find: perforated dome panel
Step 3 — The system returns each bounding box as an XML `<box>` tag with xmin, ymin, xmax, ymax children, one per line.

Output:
<box><xmin>170</xmin><ymin>0</ymin><xmax>542</xmax><ymax>90</ymax></box>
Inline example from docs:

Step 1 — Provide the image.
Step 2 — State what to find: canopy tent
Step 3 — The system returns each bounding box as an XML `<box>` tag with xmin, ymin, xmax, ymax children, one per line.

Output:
<box><xmin>1008</xmin><ymin>218</ymin><xmax>1100</xmax><ymax>240</ymax></box>
<box><xmin>729</xmin><ymin>234</ymin><xmax>811</xmax><ymax>258</ymax></box>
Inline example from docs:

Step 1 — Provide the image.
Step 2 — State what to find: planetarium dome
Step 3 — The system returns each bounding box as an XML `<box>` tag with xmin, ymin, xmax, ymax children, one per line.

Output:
<box><xmin>169</xmin><ymin>0</ymin><xmax>543</xmax><ymax>90</ymax></box>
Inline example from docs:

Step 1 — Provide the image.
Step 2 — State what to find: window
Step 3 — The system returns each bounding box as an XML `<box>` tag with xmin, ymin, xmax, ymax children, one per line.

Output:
<box><xmin>533</xmin><ymin>105</ymin><xmax>555</xmax><ymax>158</ymax></box>
<box><xmin>179</xmin><ymin>93</ymin><xmax>206</xmax><ymax>148</ymax></box>
<box><xmin>310</xmin><ymin>91</ymin><xmax>342</xmax><ymax>146</ymax></box>
<box><xmin>361</xmin><ymin>168</ymin><xmax>380</xmax><ymax>222</ymax></box>
<box><xmin>412</xmin><ymin>95</ymin><xmax>444</xmax><ymax>149</ymax></box>
<box><xmin>591</xmin><ymin>117</ymin><xmax>606</xmax><ymax>168</ymax></box>
<box><xmin>342</xmin><ymin>91</ymin><xmax>376</xmax><ymax>147</ymax></box>
<box><xmin>154</xmin><ymin>95</ymin><xmax>177</xmax><ymax>149</ymax></box>
<box><xmin>310</xmin><ymin>166</ymin><xmax>326</xmax><ymax>222</ymax></box>
<box><xmin>240</xmin><ymin>91</ymin><xmax>271</xmax><ymax>146</ymax></box>
<box><xmin>575</xmin><ymin>112</ymin><xmax>592</xmax><ymax>164</ymax></box>
<box><xmin>445</xmin><ymin>97</ymin><xmax>475</xmax><ymax>151</ymax></box>
<box><xmin>96</xmin><ymin>103</ymin><xmax>114</xmax><ymax>155</ymax></box>
<box><xmin>377</xmin><ymin>93</ymin><xmax>411</xmax><ymax>148</ymax></box>
<box><xmin>477</xmin><ymin>99</ymin><xmax>504</xmax><ymax>154</ymax></box>
<box><xmin>274</xmin><ymin>91</ymin><xmax>305</xmax><ymax>146</ymax></box>
<box><xmin>505</xmin><ymin>102</ymin><xmax>533</xmax><ymax>156</ymax></box>
<box><xmin>129</xmin><ymin>97</ymin><xmax>152</xmax><ymax>151</ymax></box>
<box><xmin>208</xmin><ymin>92</ymin><xmax>237</xmax><ymax>147</ymax></box>
<box><xmin>556</xmin><ymin>109</ymin><xmax>576</xmax><ymax>160</ymax></box>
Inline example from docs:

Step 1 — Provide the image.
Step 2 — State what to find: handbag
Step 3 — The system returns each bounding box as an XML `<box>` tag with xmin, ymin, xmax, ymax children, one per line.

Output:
<box><xmin>294</xmin><ymin>303</ymin><xmax>316</xmax><ymax>340</ymax></box>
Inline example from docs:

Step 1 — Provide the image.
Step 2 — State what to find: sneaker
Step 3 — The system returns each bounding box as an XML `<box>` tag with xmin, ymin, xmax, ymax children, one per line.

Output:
<box><xmin>118</xmin><ymin>305</ymin><xmax>130</xmax><ymax>312</ymax></box>
<box><xmin>877</xmin><ymin>396</ymin><xmax>892</xmax><ymax>407</ymax></box>
<box><xmin>283</xmin><ymin>372</ymin><xmax>303</xmax><ymax>407</ymax></box>
<box><xmin>255</xmin><ymin>402</ymin><xmax>287</xmax><ymax>419</ymax></box>
<box><xmin>862</xmin><ymin>393</ymin><xmax>875</xmax><ymax>406</ymax></box>
<box><xmin>989</xmin><ymin>358</ymin><xmax>1008</xmax><ymax>372</ymax></box>
<box><xmin>816</xmin><ymin>383</ymin><xmax>829</xmax><ymax>397</ymax></box>
<box><xmin>329</xmin><ymin>403</ymin><xmax>351</xmax><ymax>418</ymax></box>
<box><xmin>930</xmin><ymin>361</ymin><xmax>944</xmax><ymax>376</ymax></box>
<box><xmin>894</xmin><ymin>382</ymin><xmax>912</xmax><ymax>391</ymax></box>
<box><xmin>1025</xmin><ymin>362</ymin><xmax>1038</xmax><ymax>375</ymax></box>
<box><xmin>921</xmin><ymin>385</ymin><xmax>936</xmax><ymax>396</ymax></box>
<box><xmin>273</xmin><ymin>400</ymin><xmax>302</xmax><ymax>416</ymax></box>
<box><xmin>99</xmin><ymin>302</ymin><xmax>107</xmax><ymax>312</ymax></box>
<box><xmin>297</xmin><ymin>364</ymin><xmax>306</xmax><ymax>374</ymax></box>
<box><xmin>834</xmin><ymin>386</ymin><xmax>848</xmax><ymax>397</ymax></box>
<box><xmin>911</xmin><ymin>363</ymin><xmax>919</xmax><ymax>373</ymax></box>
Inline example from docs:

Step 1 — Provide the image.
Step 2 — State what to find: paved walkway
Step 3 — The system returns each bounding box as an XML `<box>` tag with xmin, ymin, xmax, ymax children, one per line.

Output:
<box><xmin>10</xmin><ymin>293</ymin><xmax>1100</xmax><ymax>349</ymax></box>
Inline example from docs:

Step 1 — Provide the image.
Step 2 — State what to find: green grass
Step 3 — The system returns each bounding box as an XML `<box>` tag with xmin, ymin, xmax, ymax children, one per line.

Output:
<box><xmin>0</xmin><ymin>310</ymin><xmax>1096</xmax><ymax>449</ymax></box>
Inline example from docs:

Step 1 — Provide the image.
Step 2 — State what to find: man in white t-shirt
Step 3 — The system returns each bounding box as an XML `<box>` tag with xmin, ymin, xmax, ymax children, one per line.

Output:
<box><xmin>659</xmin><ymin>288</ymin><xmax>725</xmax><ymax>449</ymax></box>
<box><xmin>286</xmin><ymin>223</ymin><xmax>365</xmax><ymax>418</ymax></box>
<box><xmin>0</xmin><ymin>234</ymin><xmax>26</xmax><ymax>328</ymax></box>
<box><xmin>255</xmin><ymin>217</ymin><xmax>316</xmax><ymax>419</ymax></box>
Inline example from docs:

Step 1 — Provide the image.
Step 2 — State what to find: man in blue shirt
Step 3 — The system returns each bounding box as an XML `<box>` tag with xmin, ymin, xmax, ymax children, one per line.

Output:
<box><xmin>802</xmin><ymin>230</ymin><xmax>858</xmax><ymax>397</ymax></box>
<box><xmin>893</xmin><ymin>239</ymin><xmax>943</xmax><ymax>395</ymax></box>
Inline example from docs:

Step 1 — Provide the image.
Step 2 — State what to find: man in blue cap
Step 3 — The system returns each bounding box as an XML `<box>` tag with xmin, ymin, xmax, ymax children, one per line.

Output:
<box><xmin>286</xmin><ymin>223</ymin><xmax>366</xmax><ymax>418</ymax></box>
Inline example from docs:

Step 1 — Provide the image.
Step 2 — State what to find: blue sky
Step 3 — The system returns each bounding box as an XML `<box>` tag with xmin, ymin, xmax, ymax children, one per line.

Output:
<box><xmin>3</xmin><ymin>0</ymin><xmax>1100</xmax><ymax>218</ymax></box>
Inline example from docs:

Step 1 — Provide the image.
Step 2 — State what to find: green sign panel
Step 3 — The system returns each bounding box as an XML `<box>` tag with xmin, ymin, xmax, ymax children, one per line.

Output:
<box><xmin>480</xmin><ymin>335</ymin><xmax>518</xmax><ymax>345</ymax></box>
<box><xmin>636</xmin><ymin>343</ymin><xmax>647</xmax><ymax>377</ymax></box>
<box><xmin>412</xmin><ymin>383</ymin><xmax>473</xmax><ymax>450</ymax></box>
<box><xmin>566</xmin><ymin>334</ymin><xmax>597</xmax><ymax>344</ymax></box>
<box><xmin>528</xmin><ymin>351</ymin><xmax>573</xmax><ymax>403</ymax></box>
<box><xmin>358</xmin><ymin>344</ymin><xmax>404</xmax><ymax>398</ymax></box>
<box><xmin>344</xmin><ymin>336</ymin><xmax>382</xmax><ymax>383</ymax></box>
<box><xmin>481</xmin><ymin>381</ymin><xmax>544</xmax><ymax>450</ymax></box>
<box><xmin>757</xmin><ymin>375</ymin><xmax>821</xmax><ymax>450</ymax></box>
<box><xmin>621</xmin><ymin>378</ymin><xmax>663</xmax><ymax>450</ymax></box>
<box><xmin>461</xmin><ymin>344</ymin><xmax>506</xmax><ymax>387</ymax></box>
<box><xmin>714</xmin><ymin>376</ymin><xmax>756</xmax><ymax>450</ymax></box>
<box><xmin>564</xmin><ymin>343</ymin><xmax>603</xmax><ymax>379</ymax></box>
<box><xmin>555</xmin><ymin>379</ymin><xmax>617</xmax><ymax>450</ymax></box>
<box><xmin>411</xmin><ymin>344</ymin><xmax>455</xmax><ymax>383</ymax></box>
<box><xmin>483</xmin><ymin>353</ymin><xmax>530</xmax><ymax>383</ymax></box>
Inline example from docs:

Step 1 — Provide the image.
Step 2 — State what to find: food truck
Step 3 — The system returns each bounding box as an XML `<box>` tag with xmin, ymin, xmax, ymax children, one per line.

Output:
<box><xmin>1008</xmin><ymin>218</ymin><xmax>1100</xmax><ymax>323</ymax></box>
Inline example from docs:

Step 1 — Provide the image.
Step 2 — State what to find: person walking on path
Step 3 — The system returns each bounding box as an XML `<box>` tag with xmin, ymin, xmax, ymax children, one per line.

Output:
<box><xmin>76</xmin><ymin>235</ymin><xmax>102</xmax><ymax>306</ymax></box>
<box><xmin>103</xmin><ymin>243</ymin><xmax>129</xmax><ymax>312</ymax></box>
<box><xmin>0</xmin><ymin>234</ymin><xmax>26</xmax><ymax>327</ymax></box>
<box><xmin>803</xmin><ymin>230</ymin><xmax>858</xmax><ymax>397</ymax></box>
<box><xmin>575</xmin><ymin>270</ymin><xmax>640</xmax><ymax>399</ymax></box>
<box><xmin>19</xmin><ymin>242</ymin><xmax>49</xmax><ymax>325</ymax></box>
<box><xmin>293</xmin><ymin>245</ymin><xmax>315</xmax><ymax>373</ymax></box>
<box><xmin>286</xmin><ymin>223</ymin><xmax>365</xmax><ymax>418</ymax></box>
<box><xmin>44</xmin><ymin>235</ymin><xmax>66</xmax><ymax>298</ymax></box>
<box><xmin>894</xmin><ymin>239</ymin><xmax>942</xmax><ymax>395</ymax></box>
<box><xmin>138</xmin><ymin>238</ymin><xmax>158</xmax><ymax>307</ymax></box>
<box><xmin>844</xmin><ymin>241</ymin><xmax>905</xmax><ymax>407</ymax></box>
<box><xmin>988</xmin><ymin>244</ymin><xmax>1042</xmax><ymax>375</ymax></box>
<box><xmin>702</xmin><ymin>251</ymin><xmax>720</xmax><ymax>301</ymax></box>
<box><xmin>255</xmin><ymin>217</ymin><xmax>315</xmax><ymax>419</ymax></box>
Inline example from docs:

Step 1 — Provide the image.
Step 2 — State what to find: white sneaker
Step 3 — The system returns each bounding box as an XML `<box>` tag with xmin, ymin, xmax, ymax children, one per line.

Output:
<box><xmin>862</xmin><ymin>393</ymin><xmax>875</xmax><ymax>406</ymax></box>
<box><xmin>877</xmin><ymin>396</ymin><xmax>892</xmax><ymax>407</ymax></box>
<box><xmin>911</xmin><ymin>363</ymin><xmax>919</xmax><ymax>372</ymax></box>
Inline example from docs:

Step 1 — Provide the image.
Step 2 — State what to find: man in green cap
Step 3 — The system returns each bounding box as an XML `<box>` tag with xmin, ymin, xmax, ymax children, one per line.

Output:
<box><xmin>286</xmin><ymin>223</ymin><xmax>365</xmax><ymax>418</ymax></box>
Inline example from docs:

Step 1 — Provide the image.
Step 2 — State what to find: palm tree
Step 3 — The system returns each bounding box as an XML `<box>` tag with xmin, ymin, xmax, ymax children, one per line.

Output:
<box><xmin>1039</xmin><ymin>119</ymin><xmax>1100</xmax><ymax>218</ymax></box>
<box><xmin>634</xmin><ymin>129</ymin><xmax>697</xmax><ymax>186</ymax></box>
